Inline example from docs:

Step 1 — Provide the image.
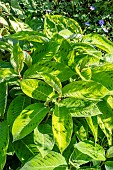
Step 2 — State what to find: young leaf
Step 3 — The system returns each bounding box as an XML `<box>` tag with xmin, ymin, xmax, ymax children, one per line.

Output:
<box><xmin>52</xmin><ymin>105</ymin><xmax>73</xmax><ymax>153</ymax></box>
<box><xmin>74</xmin><ymin>141</ymin><xmax>106</xmax><ymax>161</ymax></box>
<box><xmin>7</xmin><ymin>95</ymin><xmax>31</xmax><ymax>131</ymax></box>
<box><xmin>12</xmin><ymin>103</ymin><xmax>49</xmax><ymax>141</ymax></box>
<box><xmin>0</xmin><ymin>120</ymin><xmax>9</xmax><ymax>170</ymax></box>
<box><xmin>58</xmin><ymin>98</ymin><xmax>101</xmax><ymax>117</ymax></box>
<box><xmin>0</xmin><ymin>82</ymin><xmax>7</xmax><ymax>118</ymax></box>
<box><xmin>20</xmin><ymin>79</ymin><xmax>53</xmax><ymax>101</ymax></box>
<box><xmin>11</xmin><ymin>43</ymin><xmax>24</xmax><ymax>74</ymax></box>
<box><xmin>82</xmin><ymin>34</ymin><xmax>113</xmax><ymax>53</ymax></box>
<box><xmin>20</xmin><ymin>151</ymin><xmax>68</xmax><ymax>170</ymax></box>
<box><xmin>62</xmin><ymin>80</ymin><xmax>109</xmax><ymax>100</ymax></box>
<box><xmin>34</xmin><ymin>125</ymin><xmax>54</xmax><ymax>157</ymax></box>
<box><xmin>23</xmin><ymin>60</ymin><xmax>75</xmax><ymax>82</ymax></box>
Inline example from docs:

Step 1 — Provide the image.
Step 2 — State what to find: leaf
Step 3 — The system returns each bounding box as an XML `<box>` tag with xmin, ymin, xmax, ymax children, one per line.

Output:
<box><xmin>58</xmin><ymin>98</ymin><xmax>102</xmax><ymax>117</ymax></box>
<box><xmin>74</xmin><ymin>141</ymin><xmax>106</xmax><ymax>161</ymax></box>
<box><xmin>52</xmin><ymin>105</ymin><xmax>73</xmax><ymax>153</ymax></box>
<box><xmin>0</xmin><ymin>82</ymin><xmax>7</xmax><ymax>118</ymax></box>
<box><xmin>20</xmin><ymin>79</ymin><xmax>53</xmax><ymax>101</ymax></box>
<box><xmin>73</xmin><ymin>119</ymin><xmax>88</xmax><ymax>141</ymax></box>
<box><xmin>44</xmin><ymin>14</ymin><xmax>82</xmax><ymax>38</ymax></box>
<box><xmin>0</xmin><ymin>68</ymin><xmax>18</xmax><ymax>83</ymax></box>
<box><xmin>23</xmin><ymin>60</ymin><xmax>75</xmax><ymax>82</ymax></box>
<box><xmin>97</xmin><ymin>99</ymin><xmax>113</xmax><ymax>145</ymax></box>
<box><xmin>62</xmin><ymin>80</ymin><xmax>109</xmax><ymax>100</ymax></box>
<box><xmin>23</xmin><ymin>51</ymin><xmax>32</xmax><ymax>67</ymax></box>
<box><xmin>0</xmin><ymin>120</ymin><xmax>9</xmax><ymax>170</ymax></box>
<box><xmin>7</xmin><ymin>95</ymin><xmax>31</xmax><ymax>131</ymax></box>
<box><xmin>34</xmin><ymin>125</ymin><xmax>54</xmax><ymax>157</ymax></box>
<box><xmin>11</xmin><ymin>43</ymin><xmax>24</xmax><ymax>74</ymax></box>
<box><xmin>92</xmin><ymin>63</ymin><xmax>113</xmax><ymax>91</ymax></box>
<box><xmin>105</xmin><ymin>161</ymin><xmax>113</xmax><ymax>170</ymax></box>
<box><xmin>86</xmin><ymin>116</ymin><xmax>98</xmax><ymax>142</ymax></box>
<box><xmin>106</xmin><ymin>146</ymin><xmax>113</xmax><ymax>158</ymax></box>
<box><xmin>13</xmin><ymin>133</ymin><xmax>36</xmax><ymax>163</ymax></box>
<box><xmin>82</xmin><ymin>34</ymin><xmax>113</xmax><ymax>53</ymax></box>
<box><xmin>8</xmin><ymin>30</ymin><xmax>48</xmax><ymax>43</ymax></box>
<box><xmin>0</xmin><ymin>16</ymin><xmax>8</xmax><ymax>26</ymax></box>
<box><xmin>72</xmin><ymin>42</ymin><xmax>102</xmax><ymax>59</ymax></box>
<box><xmin>0</xmin><ymin>41</ymin><xmax>12</xmax><ymax>52</ymax></box>
<box><xmin>20</xmin><ymin>151</ymin><xmax>67</xmax><ymax>170</ymax></box>
<box><xmin>12</xmin><ymin>103</ymin><xmax>49</xmax><ymax>141</ymax></box>
<box><xmin>25</xmin><ymin>72</ymin><xmax>62</xmax><ymax>95</ymax></box>
<box><xmin>69</xmin><ymin>148</ymin><xmax>92</xmax><ymax>169</ymax></box>
<box><xmin>9</xmin><ymin>19</ymin><xmax>32</xmax><ymax>32</ymax></box>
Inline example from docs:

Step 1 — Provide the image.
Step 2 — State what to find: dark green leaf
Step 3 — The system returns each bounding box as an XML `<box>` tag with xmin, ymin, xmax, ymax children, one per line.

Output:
<box><xmin>0</xmin><ymin>82</ymin><xmax>7</xmax><ymax>118</ymax></box>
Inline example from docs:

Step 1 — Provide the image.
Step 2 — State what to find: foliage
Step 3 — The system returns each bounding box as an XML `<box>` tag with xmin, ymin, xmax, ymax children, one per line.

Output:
<box><xmin>1</xmin><ymin>1</ymin><xmax>113</xmax><ymax>170</ymax></box>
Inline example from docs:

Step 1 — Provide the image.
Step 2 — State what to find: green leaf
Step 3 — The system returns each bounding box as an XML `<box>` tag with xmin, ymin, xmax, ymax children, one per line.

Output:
<box><xmin>34</xmin><ymin>125</ymin><xmax>54</xmax><ymax>157</ymax></box>
<box><xmin>105</xmin><ymin>161</ymin><xmax>113</xmax><ymax>170</ymax></box>
<box><xmin>92</xmin><ymin>63</ymin><xmax>113</xmax><ymax>91</ymax></box>
<box><xmin>7</xmin><ymin>95</ymin><xmax>31</xmax><ymax>131</ymax></box>
<box><xmin>0</xmin><ymin>41</ymin><xmax>12</xmax><ymax>52</ymax></box>
<box><xmin>23</xmin><ymin>51</ymin><xmax>32</xmax><ymax>67</ymax></box>
<box><xmin>58</xmin><ymin>98</ymin><xmax>102</xmax><ymax>117</ymax></box>
<box><xmin>62</xmin><ymin>80</ymin><xmax>109</xmax><ymax>100</ymax></box>
<box><xmin>52</xmin><ymin>105</ymin><xmax>73</xmax><ymax>153</ymax></box>
<box><xmin>69</xmin><ymin>148</ymin><xmax>92</xmax><ymax>169</ymax></box>
<box><xmin>74</xmin><ymin>141</ymin><xmax>106</xmax><ymax>161</ymax></box>
<box><xmin>0</xmin><ymin>82</ymin><xmax>7</xmax><ymax>118</ymax></box>
<box><xmin>72</xmin><ymin>42</ymin><xmax>102</xmax><ymax>59</ymax></box>
<box><xmin>97</xmin><ymin>99</ymin><xmax>113</xmax><ymax>145</ymax></box>
<box><xmin>106</xmin><ymin>146</ymin><xmax>113</xmax><ymax>158</ymax></box>
<box><xmin>20</xmin><ymin>79</ymin><xmax>53</xmax><ymax>101</ymax></box>
<box><xmin>0</xmin><ymin>68</ymin><xmax>18</xmax><ymax>83</ymax></box>
<box><xmin>20</xmin><ymin>151</ymin><xmax>67</xmax><ymax>170</ymax></box>
<box><xmin>25</xmin><ymin>72</ymin><xmax>62</xmax><ymax>95</ymax></box>
<box><xmin>0</xmin><ymin>120</ymin><xmax>9</xmax><ymax>170</ymax></box>
<box><xmin>12</xmin><ymin>103</ymin><xmax>49</xmax><ymax>141</ymax></box>
<box><xmin>0</xmin><ymin>16</ymin><xmax>8</xmax><ymax>26</ymax></box>
<box><xmin>13</xmin><ymin>133</ymin><xmax>36</xmax><ymax>163</ymax></box>
<box><xmin>9</xmin><ymin>19</ymin><xmax>32</xmax><ymax>32</ymax></box>
<box><xmin>11</xmin><ymin>43</ymin><xmax>24</xmax><ymax>74</ymax></box>
<box><xmin>8</xmin><ymin>30</ymin><xmax>48</xmax><ymax>43</ymax></box>
<box><xmin>86</xmin><ymin>116</ymin><xmax>98</xmax><ymax>142</ymax></box>
<box><xmin>44</xmin><ymin>14</ymin><xmax>82</xmax><ymax>38</ymax></box>
<box><xmin>23</xmin><ymin>60</ymin><xmax>75</xmax><ymax>82</ymax></box>
<box><xmin>82</xmin><ymin>34</ymin><xmax>113</xmax><ymax>53</ymax></box>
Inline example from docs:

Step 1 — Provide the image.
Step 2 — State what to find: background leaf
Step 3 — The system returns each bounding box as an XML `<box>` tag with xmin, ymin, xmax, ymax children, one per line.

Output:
<box><xmin>0</xmin><ymin>82</ymin><xmax>7</xmax><ymax>118</ymax></box>
<box><xmin>0</xmin><ymin>120</ymin><xmax>9</xmax><ymax>170</ymax></box>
